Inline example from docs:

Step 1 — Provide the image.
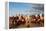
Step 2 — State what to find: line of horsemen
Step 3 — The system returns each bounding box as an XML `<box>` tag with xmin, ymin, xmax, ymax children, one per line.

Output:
<box><xmin>9</xmin><ymin>15</ymin><xmax>44</xmax><ymax>28</ymax></box>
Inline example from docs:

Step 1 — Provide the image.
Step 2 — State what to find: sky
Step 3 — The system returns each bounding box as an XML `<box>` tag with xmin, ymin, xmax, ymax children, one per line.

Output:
<box><xmin>9</xmin><ymin>2</ymin><xmax>44</xmax><ymax>16</ymax></box>
<box><xmin>9</xmin><ymin>2</ymin><xmax>33</xmax><ymax>16</ymax></box>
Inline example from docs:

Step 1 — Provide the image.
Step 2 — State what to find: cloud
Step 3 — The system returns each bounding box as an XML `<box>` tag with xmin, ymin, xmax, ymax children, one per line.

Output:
<box><xmin>32</xmin><ymin>4</ymin><xmax>44</xmax><ymax>11</ymax></box>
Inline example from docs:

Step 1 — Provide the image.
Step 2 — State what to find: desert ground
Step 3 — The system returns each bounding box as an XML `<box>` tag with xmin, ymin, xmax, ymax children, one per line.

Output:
<box><xmin>9</xmin><ymin>15</ymin><xmax>44</xmax><ymax>29</ymax></box>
